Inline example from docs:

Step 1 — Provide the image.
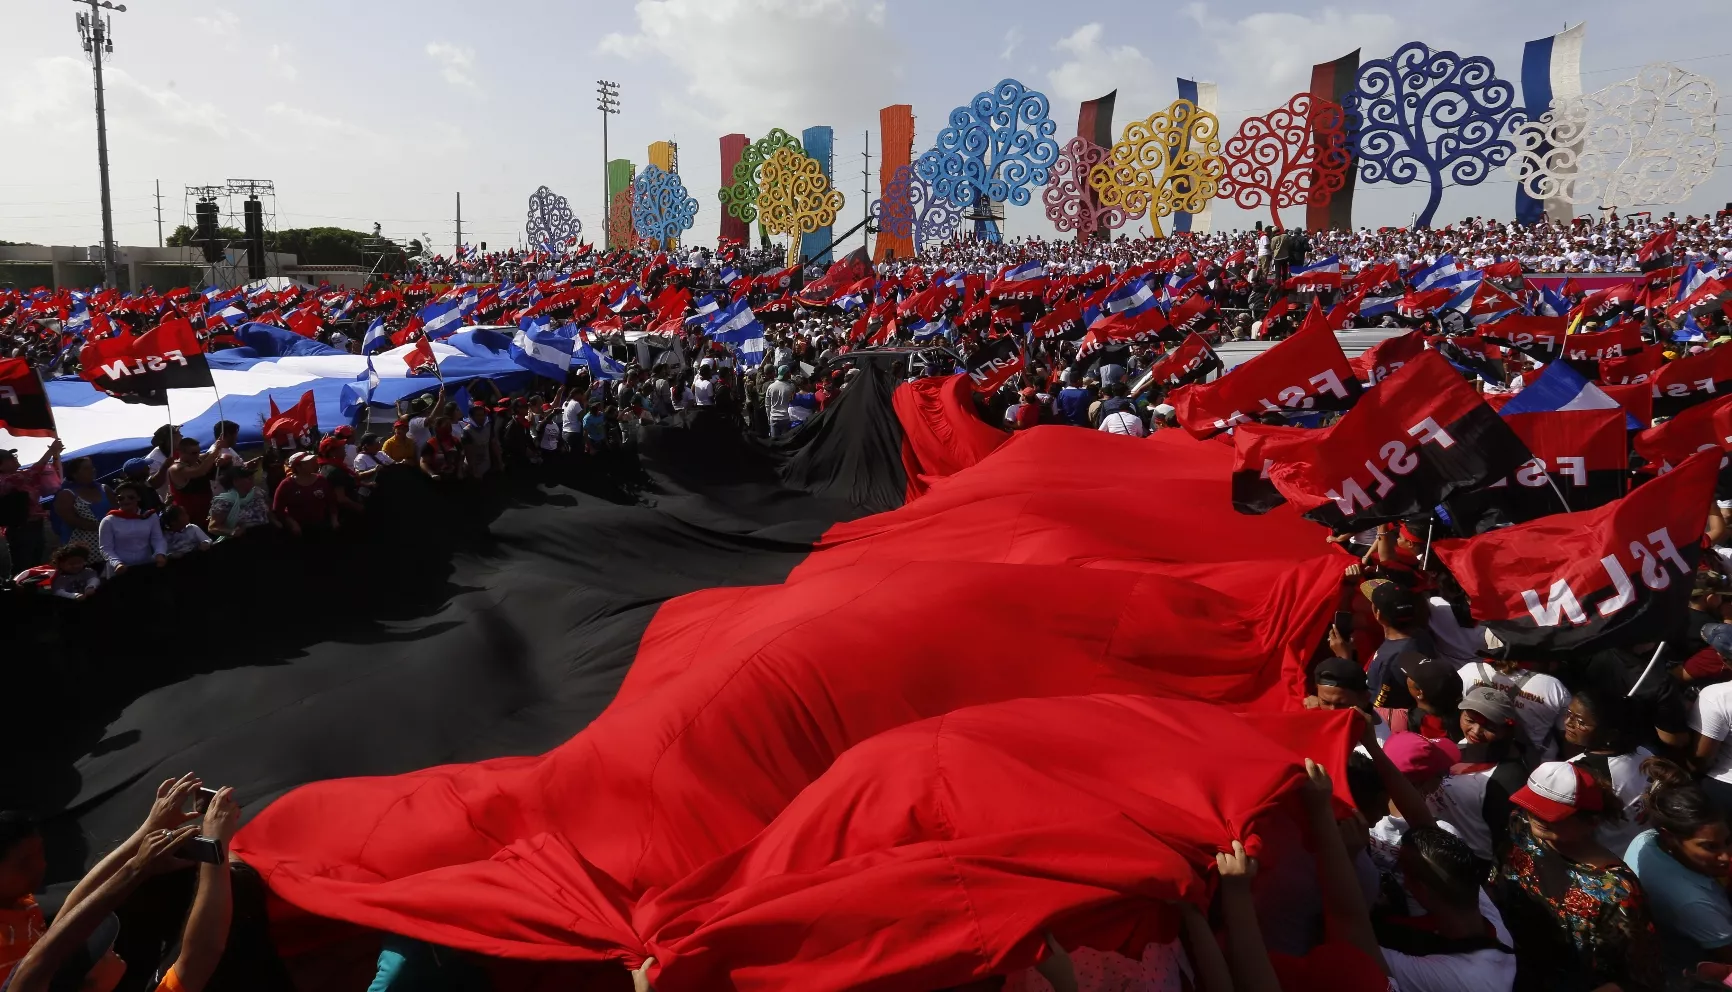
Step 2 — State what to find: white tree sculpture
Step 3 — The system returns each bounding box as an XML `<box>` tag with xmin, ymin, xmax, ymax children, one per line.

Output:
<box><xmin>1508</xmin><ymin>62</ymin><xmax>1721</xmax><ymax>210</ymax></box>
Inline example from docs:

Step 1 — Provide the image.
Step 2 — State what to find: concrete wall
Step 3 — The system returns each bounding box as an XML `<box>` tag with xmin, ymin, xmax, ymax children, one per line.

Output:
<box><xmin>0</xmin><ymin>244</ymin><xmax>300</xmax><ymax>292</ymax></box>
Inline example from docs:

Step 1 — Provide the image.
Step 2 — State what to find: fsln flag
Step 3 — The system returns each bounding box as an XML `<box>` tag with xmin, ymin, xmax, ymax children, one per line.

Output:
<box><xmin>1435</xmin><ymin>450</ymin><xmax>1718</xmax><ymax>658</ymax></box>
<box><xmin>1266</xmin><ymin>349</ymin><xmax>1533</xmax><ymax>534</ymax></box>
<box><xmin>0</xmin><ymin>357</ymin><xmax>56</xmax><ymax>437</ymax></box>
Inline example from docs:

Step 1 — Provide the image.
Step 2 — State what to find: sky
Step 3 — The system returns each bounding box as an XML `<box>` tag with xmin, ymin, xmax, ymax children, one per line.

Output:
<box><xmin>5</xmin><ymin>0</ymin><xmax>1732</xmax><ymax>260</ymax></box>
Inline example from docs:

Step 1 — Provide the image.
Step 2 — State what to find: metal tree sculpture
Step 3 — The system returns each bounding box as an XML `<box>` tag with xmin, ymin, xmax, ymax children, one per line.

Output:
<box><xmin>1343</xmin><ymin>42</ymin><xmax>1523</xmax><ymax>229</ymax></box>
<box><xmin>1042</xmin><ymin>136</ymin><xmax>1139</xmax><ymax>239</ymax></box>
<box><xmin>631</xmin><ymin>164</ymin><xmax>700</xmax><ymax>250</ymax></box>
<box><xmin>1508</xmin><ymin>62</ymin><xmax>1722</xmax><ymax>211</ymax></box>
<box><xmin>757</xmin><ymin>146</ymin><xmax>845</xmax><ymax>268</ymax></box>
<box><xmin>524</xmin><ymin>185</ymin><xmax>581</xmax><ymax>250</ymax></box>
<box><xmin>870</xmin><ymin>163</ymin><xmax>962</xmax><ymax>254</ymax></box>
<box><xmin>914</xmin><ymin>78</ymin><xmax>1061</xmax><ymax>214</ymax></box>
<box><xmin>1088</xmin><ymin>99</ymin><xmax>1226</xmax><ymax>238</ymax></box>
<box><xmin>607</xmin><ymin>186</ymin><xmax>638</xmax><ymax>251</ymax></box>
<box><xmin>1216</xmin><ymin>93</ymin><xmax>1349</xmax><ymax>229</ymax></box>
<box><xmin>718</xmin><ymin>128</ymin><xmax>804</xmax><ymax>225</ymax></box>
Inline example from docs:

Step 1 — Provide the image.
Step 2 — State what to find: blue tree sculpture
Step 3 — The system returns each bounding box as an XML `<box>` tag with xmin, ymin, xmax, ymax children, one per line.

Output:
<box><xmin>871</xmin><ymin>164</ymin><xmax>961</xmax><ymax>254</ymax></box>
<box><xmin>1343</xmin><ymin>42</ymin><xmax>1524</xmax><ymax>228</ymax></box>
<box><xmin>914</xmin><ymin>79</ymin><xmax>1060</xmax><ymax>214</ymax></box>
<box><xmin>524</xmin><ymin>185</ymin><xmax>580</xmax><ymax>251</ymax></box>
<box><xmin>631</xmin><ymin>164</ymin><xmax>700</xmax><ymax>249</ymax></box>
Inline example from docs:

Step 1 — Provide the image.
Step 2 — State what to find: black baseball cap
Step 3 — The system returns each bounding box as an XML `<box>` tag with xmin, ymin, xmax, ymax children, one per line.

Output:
<box><xmin>1314</xmin><ymin>656</ymin><xmax>1369</xmax><ymax>693</ymax></box>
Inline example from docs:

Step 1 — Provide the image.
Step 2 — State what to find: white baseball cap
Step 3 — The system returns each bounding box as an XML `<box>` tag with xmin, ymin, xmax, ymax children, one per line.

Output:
<box><xmin>1512</xmin><ymin>761</ymin><xmax>1604</xmax><ymax>823</ymax></box>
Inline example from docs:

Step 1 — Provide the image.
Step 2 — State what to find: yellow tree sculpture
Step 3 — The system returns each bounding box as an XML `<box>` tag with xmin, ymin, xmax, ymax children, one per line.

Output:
<box><xmin>757</xmin><ymin>146</ymin><xmax>845</xmax><ymax>268</ymax></box>
<box><xmin>1088</xmin><ymin>99</ymin><xmax>1226</xmax><ymax>238</ymax></box>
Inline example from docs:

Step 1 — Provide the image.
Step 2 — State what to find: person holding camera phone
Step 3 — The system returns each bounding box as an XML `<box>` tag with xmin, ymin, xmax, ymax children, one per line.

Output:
<box><xmin>3</xmin><ymin>774</ymin><xmax>241</xmax><ymax>992</ymax></box>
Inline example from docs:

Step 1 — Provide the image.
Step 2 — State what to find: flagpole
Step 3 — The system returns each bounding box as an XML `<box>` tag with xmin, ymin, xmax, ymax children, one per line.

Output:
<box><xmin>1420</xmin><ymin>520</ymin><xmax>1434</xmax><ymax>572</ymax></box>
<box><xmin>1626</xmin><ymin>641</ymin><xmax>1669</xmax><ymax>699</ymax></box>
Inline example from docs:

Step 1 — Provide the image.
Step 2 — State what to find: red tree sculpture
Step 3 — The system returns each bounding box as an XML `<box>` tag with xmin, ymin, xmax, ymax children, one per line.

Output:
<box><xmin>1042</xmin><ymin>136</ymin><xmax>1139</xmax><ymax>241</ymax></box>
<box><xmin>1217</xmin><ymin>93</ymin><xmax>1349</xmax><ymax>230</ymax></box>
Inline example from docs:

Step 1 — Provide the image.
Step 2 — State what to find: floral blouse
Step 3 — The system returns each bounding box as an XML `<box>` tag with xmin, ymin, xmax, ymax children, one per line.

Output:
<box><xmin>1496</xmin><ymin>812</ymin><xmax>1662</xmax><ymax>992</ymax></box>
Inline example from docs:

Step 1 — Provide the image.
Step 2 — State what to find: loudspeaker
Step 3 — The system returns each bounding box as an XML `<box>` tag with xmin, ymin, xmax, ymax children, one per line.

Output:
<box><xmin>194</xmin><ymin>200</ymin><xmax>222</xmax><ymax>263</ymax></box>
<box><xmin>243</xmin><ymin>198</ymin><xmax>266</xmax><ymax>280</ymax></box>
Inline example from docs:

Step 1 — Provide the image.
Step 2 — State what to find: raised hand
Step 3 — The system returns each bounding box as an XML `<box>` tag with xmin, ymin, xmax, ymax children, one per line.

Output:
<box><xmin>138</xmin><ymin>773</ymin><xmax>202</xmax><ymax>837</ymax></box>
<box><xmin>201</xmin><ymin>787</ymin><xmax>242</xmax><ymax>845</ymax></box>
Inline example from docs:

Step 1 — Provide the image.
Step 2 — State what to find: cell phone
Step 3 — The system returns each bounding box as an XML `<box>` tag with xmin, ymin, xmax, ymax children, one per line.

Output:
<box><xmin>190</xmin><ymin>787</ymin><xmax>220</xmax><ymax>815</ymax></box>
<box><xmin>1333</xmin><ymin>611</ymin><xmax>1354</xmax><ymax>637</ymax></box>
<box><xmin>175</xmin><ymin>836</ymin><xmax>223</xmax><ymax>864</ymax></box>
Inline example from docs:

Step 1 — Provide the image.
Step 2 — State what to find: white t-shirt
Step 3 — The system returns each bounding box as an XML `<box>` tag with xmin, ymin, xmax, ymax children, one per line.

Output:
<box><xmin>560</xmin><ymin>400</ymin><xmax>585</xmax><ymax>436</ymax></box>
<box><xmin>145</xmin><ymin>447</ymin><xmax>172</xmax><ymax>501</ymax></box>
<box><xmin>692</xmin><ymin>377</ymin><xmax>716</xmax><ymax>406</ymax></box>
<box><xmin>353</xmin><ymin>450</ymin><xmax>394</xmax><ymax>473</ymax></box>
<box><xmin>1689</xmin><ymin>682</ymin><xmax>1732</xmax><ymax>784</ymax></box>
<box><xmin>1381</xmin><ymin>890</ymin><xmax>1516</xmax><ymax>992</ymax></box>
<box><xmin>408</xmin><ymin>415</ymin><xmax>433</xmax><ymax>449</ymax></box>
<box><xmin>1098</xmin><ymin>411</ymin><xmax>1147</xmax><ymax>437</ymax></box>
<box><xmin>1457</xmin><ymin>662</ymin><xmax>1570</xmax><ymax>759</ymax></box>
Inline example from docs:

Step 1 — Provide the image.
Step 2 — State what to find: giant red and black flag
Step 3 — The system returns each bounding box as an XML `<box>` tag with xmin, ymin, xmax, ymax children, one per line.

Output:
<box><xmin>1265</xmin><ymin>349</ymin><xmax>1532</xmax><ymax>533</ymax></box>
<box><xmin>1435</xmin><ymin>450</ymin><xmax>1719</xmax><ymax>657</ymax></box>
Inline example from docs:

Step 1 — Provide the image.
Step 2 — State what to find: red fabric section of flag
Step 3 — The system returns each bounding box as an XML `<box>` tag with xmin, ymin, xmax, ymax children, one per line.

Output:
<box><xmin>231</xmin><ymin>429</ymin><xmax>1351</xmax><ymax>987</ymax></box>
<box><xmin>1348</xmin><ymin>329</ymin><xmax>1426</xmax><ymax>386</ymax></box>
<box><xmin>1634</xmin><ymin>394</ymin><xmax>1732</xmax><ymax>472</ymax></box>
<box><xmin>263</xmin><ymin>390</ymin><xmax>317</xmax><ymax>440</ymax></box>
<box><xmin>890</xmin><ymin>374</ymin><xmax>1008</xmax><ymax>500</ymax></box>
<box><xmin>403</xmin><ymin>336</ymin><xmax>437</xmax><ymax>374</ymax></box>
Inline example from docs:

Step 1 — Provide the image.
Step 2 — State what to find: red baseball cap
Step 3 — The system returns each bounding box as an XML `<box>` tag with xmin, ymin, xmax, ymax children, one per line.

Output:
<box><xmin>1512</xmin><ymin>761</ymin><xmax>1605</xmax><ymax>823</ymax></box>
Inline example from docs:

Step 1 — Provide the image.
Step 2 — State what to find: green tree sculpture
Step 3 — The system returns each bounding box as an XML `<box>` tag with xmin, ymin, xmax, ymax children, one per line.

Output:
<box><xmin>719</xmin><ymin>128</ymin><xmax>804</xmax><ymax>225</ymax></box>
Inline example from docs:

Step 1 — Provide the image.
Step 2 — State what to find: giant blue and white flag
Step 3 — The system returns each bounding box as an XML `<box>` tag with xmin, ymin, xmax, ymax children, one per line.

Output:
<box><xmin>1170</xmin><ymin>77</ymin><xmax>1219</xmax><ymax>235</ymax></box>
<box><xmin>1515</xmin><ymin>22</ymin><xmax>1586</xmax><ymax>225</ymax></box>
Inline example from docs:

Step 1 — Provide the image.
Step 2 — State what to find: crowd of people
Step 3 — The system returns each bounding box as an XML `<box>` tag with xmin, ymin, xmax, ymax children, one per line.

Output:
<box><xmin>12</xmin><ymin>210</ymin><xmax>1732</xmax><ymax>992</ymax></box>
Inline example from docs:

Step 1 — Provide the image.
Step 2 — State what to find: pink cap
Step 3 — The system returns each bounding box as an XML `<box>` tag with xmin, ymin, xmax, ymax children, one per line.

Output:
<box><xmin>1382</xmin><ymin>732</ymin><xmax>1460</xmax><ymax>779</ymax></box>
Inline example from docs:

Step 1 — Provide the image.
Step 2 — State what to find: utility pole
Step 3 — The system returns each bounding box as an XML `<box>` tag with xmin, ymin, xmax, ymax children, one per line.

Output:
<box><xmin>75</xmin><ymin>0</ymin><xmax>127</xmax><ymax>287</ymax></box>
<box><xmin>454</xmin><ymin>191</ymin><xmax>462</xmax><ymax>257</ymax></box>
<box><xmin>597</xmin><ymin>80</ymin><xmax>620</xmax><ymax>246</ymax></box>
<box><xmin>153</xmin><ymin>178</ymin><xmax>163</xmax><ymax>247</ymax></box>
<box><xmin>861</xmin><ymin>130</ymin><xmax>872</xmax><ymax>259</ymax></box>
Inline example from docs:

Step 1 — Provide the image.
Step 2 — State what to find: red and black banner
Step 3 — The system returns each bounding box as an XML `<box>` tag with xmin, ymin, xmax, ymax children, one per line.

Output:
<box><xmin>1650</xmin><ymin>344</ymin><xmax>1732</xmax><ymax>417</ymax></box>
<box><xmin>1231</xmin><ymin>421</ymin><xmax>1322</xmax><ymax>514</ymax></box>
<box><xmin>1266</xmin><ymin>350</ymin><xmax>1532</xmax><ymax>533</ymax></box>
<box><xmin>1348</xmin><ymin>329</ymin><xmax>1426</xmax><ymax>387</ymax></box>
<box><xmin>1600</xmin><ymin>348</ymin><xmax>1664</xmax><ymax>386</ymax></box>
<box><xmin>0</xmin><ymin>357</ymin><xmax>55</xmax><ymax>437</ymax></box>
<box><xmin>965</xmin><ymin>336</ymin><xmax>1025</xmax><ymax>394</ymax></box>
<box><xmin>1482</xmin><ymin>314</ymin><xmax>1568</xmax><ymax>364</ymax></box>
<box><xmin>1031</xmin><ymin>300</ymin><xmax>1086</xmax><ymax>342</ymax></box>
<box><xmin>1169</xmin><ymin>303</ymin><xmax>1360</xmax><ymax>438</ymax></box>
<box><xmin>77</xmin><ymin>315</ymin><xmax>214</xmax><ymax>404</ymax></box>
<box><xmin>1432</xmin><ymin>335</ymin><xmax>1508</xmax><ymax>386</ymax></box>
<box><xmin>1145</xmin><ymin>332</ymin><xmax>1222</xmax><ymax>389</ymax></box>
<box><xmin>1634</xmin><ymin>393</ymin><xmax>1732</xmax><ymax>473</ymax></box>
<box><xmin>987</xmin><ymin>277</ymin><xmax>1048</xmax><ymax>306</ymax></box>
<box><xmin>1449</xmin><ymin>407</ymin><xmax>1629</xmax><ymax>532</ymax></box>
<box><xmin>1435</xmin><ymin>450</ymin><xmax>1719</xmax><ymax>658</ymax></box>
<box><xmin>1306</xmin><ymin>48</ymin><xmax>1359</xmax><ymax>232</ymax></box>
<box><xmin>1168</xmin><ymin>293</ymin><xmax>1215</xmax><ymax>339</ymax></box>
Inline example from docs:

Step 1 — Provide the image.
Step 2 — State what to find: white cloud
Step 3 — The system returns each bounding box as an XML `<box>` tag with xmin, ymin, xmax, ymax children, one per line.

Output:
<box><xmin>599</xmin><ymin>0</ymin><xmax>901</xmax><ymax>135</ymax></box>
<box><xmin>266</xmin><ymin>44</ymin><xmax>298</xmax><ymax>82</ymax></box>
<box><xmin>425</xmin><ymin>42</ymin><xmax>477</xmax><ymax>89</ymax></box>
<box><xmin>1045</xmin><ymin>23</ymin><xmax>1164</xmax><ymax>116</ymax></box>
<box><xmin>0</xmin><ymin>56</ymin><xmax>232</xmax><ymax>146</ymax></box>
<box><xmin>192</xmin><ymin>9</ymin><xmax>240</xmax><ymax>38</ymax></box>
<box><xmin>1000</xmin><ymin>26</ymin><xmax>1022</xmax><ymax>61</ymax></box>
<box><xmin>1181</xmin><ymin>5</ymin><xmax>1402</xmax><ymax>120</ymax></box>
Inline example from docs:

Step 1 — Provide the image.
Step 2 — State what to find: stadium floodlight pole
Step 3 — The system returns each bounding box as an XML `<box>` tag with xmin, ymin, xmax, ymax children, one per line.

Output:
<box><xmin>74</xmin><ymin>0</ymin><xmax>127</xmax><ymax>289</ymax></box>
<box><xmin>597</xmin><ymin>80</ymin><xmax>621</xmax><ymax>246</ymax></box>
